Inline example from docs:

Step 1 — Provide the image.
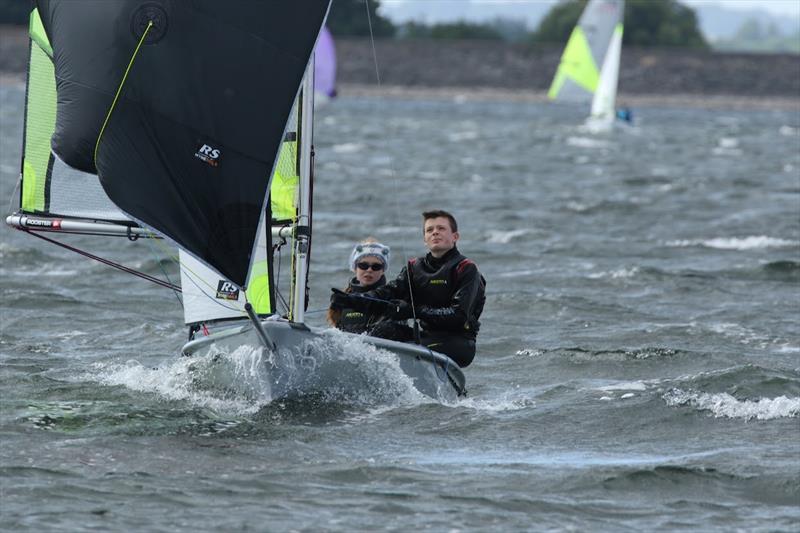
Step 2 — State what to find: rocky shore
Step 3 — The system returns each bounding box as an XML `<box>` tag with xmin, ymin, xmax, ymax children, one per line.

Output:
<box><xmin>334</xmin><ymin>38</ymin><xmax>799</xmax><ymax>109</ymax></box>
<box><xmin>2</xmin><ymin>26</ymin><xmax>797</xmax><ymax>109</ymax></box>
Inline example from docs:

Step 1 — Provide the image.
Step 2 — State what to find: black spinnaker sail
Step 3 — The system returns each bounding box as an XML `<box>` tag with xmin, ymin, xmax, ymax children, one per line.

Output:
<box><xmin>36</xmin><ymin>0</ymin><xmax>330</xmax><ymax>288</ymax></box>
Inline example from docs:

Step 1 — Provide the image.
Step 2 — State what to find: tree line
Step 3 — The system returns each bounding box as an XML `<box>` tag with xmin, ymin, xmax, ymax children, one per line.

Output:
<box><xmin>1</xmin><ymin>0</ymin><xmax>709</xmax><ymax>49</ymax></box>
<box><xmin>328</xmin><ymin>0</ymin><xmax>708</xmax><ymax>49</ymax></box>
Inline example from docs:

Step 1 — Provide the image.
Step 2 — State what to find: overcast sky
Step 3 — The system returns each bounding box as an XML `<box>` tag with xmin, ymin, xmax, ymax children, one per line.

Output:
<box><xmin>683</xmin><ymin>0</ymin><xmax>799</xmax><ymax>16</ymax></box>
<box><xmin>381</xmin><ymin>0</ymin><xmax>800</xmax><ymax>19</ymax></box>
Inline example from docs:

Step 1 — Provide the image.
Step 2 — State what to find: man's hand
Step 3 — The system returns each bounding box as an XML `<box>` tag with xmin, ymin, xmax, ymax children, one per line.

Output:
<box><xmin>385</xmin><ymin>299</ymin><xmax>413</xmax><ymax>320</ymax></box>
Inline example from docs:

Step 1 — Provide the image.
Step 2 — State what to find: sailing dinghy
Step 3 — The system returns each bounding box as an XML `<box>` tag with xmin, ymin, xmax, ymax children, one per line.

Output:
<box><xmin>7</xmin><ymin>2</ymin><xmax>466</xmax><ymax>402</ymax></box>
<box><xmin>547</xmin><ymin>0</ymin><xmax>626</xmax><ymax>131</ymax></box>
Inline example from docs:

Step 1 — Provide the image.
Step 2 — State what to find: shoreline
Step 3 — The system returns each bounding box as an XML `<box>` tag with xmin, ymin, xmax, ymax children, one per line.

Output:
<box><xmin>1</xmin><ymin>74</ymin><xmax>796</xmax><ymax>111</ymax></box>
<box><xmin>339</xmin><ymin>84</ymin><xmax>800</xmax><ymax>111</ymax></box>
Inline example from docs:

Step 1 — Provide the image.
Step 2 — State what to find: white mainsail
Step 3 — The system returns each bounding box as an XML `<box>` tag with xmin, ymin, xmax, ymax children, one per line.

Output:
<box><xmin>588</xmin><ymin>22</ymin><xmax>623</xmax><ymax>129</ymax></box>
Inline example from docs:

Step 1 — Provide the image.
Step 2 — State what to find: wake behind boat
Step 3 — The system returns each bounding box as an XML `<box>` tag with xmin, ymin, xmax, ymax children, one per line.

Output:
<box><xmin>6</xmin><ymin>2</ymin><xmax>467</xmax><ymax>403</ymax></box>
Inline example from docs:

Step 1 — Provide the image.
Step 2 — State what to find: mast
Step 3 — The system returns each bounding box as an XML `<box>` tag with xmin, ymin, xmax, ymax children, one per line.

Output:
<box><xmin>291</xmin><ymin>54</ymin><xmax>315</xmax><ymax>324</ymax></box>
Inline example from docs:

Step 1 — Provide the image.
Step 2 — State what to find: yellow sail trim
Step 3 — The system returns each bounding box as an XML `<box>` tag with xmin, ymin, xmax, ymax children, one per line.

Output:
<box><xmin>548</xmin><ymin>26</ymin><xmax>599</xmax><ymax>99</ymax></box>
<box><xmin>246</xmin><ymin>260</ymin><xmax>271</xmax><ymax>314</ymax></box>
<box><xmin>270</xmin><ymin>140</ymin><xmax>298</xmax><ymax>221</ymax></box>
<box><xmin>21</xmin><ymin>20</ymin><xmax>56</xmax><ymax>213</ymax></box>
<box><xmin>29</xmin><ymin>8</ymin><xmax>53</xmax><ymax>58</ymax></box>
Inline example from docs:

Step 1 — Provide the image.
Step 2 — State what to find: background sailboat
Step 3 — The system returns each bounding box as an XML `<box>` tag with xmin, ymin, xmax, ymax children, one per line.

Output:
<box><xmin>314</xmin><ymin>26</ymin><xmax>337</xmax><ymax>102</ymax></box>
<box><xmin>547</xmin><ymin>0</ymin><xmax>626</xmax><ymax>131</ymax></box>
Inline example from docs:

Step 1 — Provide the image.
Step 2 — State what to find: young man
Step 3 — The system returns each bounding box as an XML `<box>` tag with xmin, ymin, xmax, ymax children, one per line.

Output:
<box><xmin>330</xmin><ymin>210</ymin><xmax>485</xmax><ymax>367</ymax></box>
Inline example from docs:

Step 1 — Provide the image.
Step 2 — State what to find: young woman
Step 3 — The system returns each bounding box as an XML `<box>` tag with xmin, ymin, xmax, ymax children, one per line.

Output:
<box><xmin>326</xmin><ymin>239</ymin><xmax>391</xmax><ymax>334</ymax></box>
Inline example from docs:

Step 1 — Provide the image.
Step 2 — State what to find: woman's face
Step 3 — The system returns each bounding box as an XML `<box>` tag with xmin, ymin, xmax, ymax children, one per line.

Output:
<box><xmin>355</xmin><ymin>255</ymin><xmax>385</xmax><ymax>286</ymax></box>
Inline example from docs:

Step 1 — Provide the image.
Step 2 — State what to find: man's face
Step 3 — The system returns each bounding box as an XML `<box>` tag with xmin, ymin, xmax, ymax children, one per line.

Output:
<box><xmin>423</xmin><ymin>216</ymin><xmax>459</xmax><ymax>257</ymax></box>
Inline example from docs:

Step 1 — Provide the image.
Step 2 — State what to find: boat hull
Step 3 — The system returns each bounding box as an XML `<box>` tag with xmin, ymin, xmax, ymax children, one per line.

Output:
<box><xmin>181</xmin><ymin>319</ymin><xmax>467</xmax><ymax>403</ymax></box>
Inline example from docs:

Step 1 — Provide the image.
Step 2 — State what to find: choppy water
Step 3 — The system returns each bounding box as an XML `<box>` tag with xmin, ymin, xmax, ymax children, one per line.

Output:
<box><xmin>2</xmin><ymin>83</ymin><xmax>799</xmax><ymax>531</ymax></box>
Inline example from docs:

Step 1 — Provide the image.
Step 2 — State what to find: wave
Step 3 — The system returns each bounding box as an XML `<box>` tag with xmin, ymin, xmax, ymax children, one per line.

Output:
<box><xmin>562</xmin><ymin>198</ymin><xmax>645</xmax><ymax>214</ymax></box>
<box><xmin>665</xmin><ymin>236</ymin><xmax>798</xmax><ymax>250</ymax></box>
<box><xmin>485</xmin><ymin>228</ymin><xmax>530</xmax><ymax>244</ymax></box>
<box><xmin>663</xmin><ymin>388</ymin><xmax>800</xmax><ymax>420</ymax></box>
<box><xmin>331</xmin><ymin>142</ymin><xmax>365</xmax><ymax>154</ymax></box>
<box><xmin>587</xmin><ymin>266</ymin><xmax>640</xmax><ymax>279</ymax></box>
<box><xmin>524</xmin><ymin>346</ymin><xmax>687</xmax><ymax>362</ymax></box>
<box><xmin>761</xmin><ymin>260</ymin><xmax>800</xmax><ymax>282</ymax></box>
<box><xmin>666</xmin><ymin>364</ymin><xmax>800</xmax><ymax>397</ymax></box>
<box><xmin>592</xmin><ymin>260</ymin><xmax>800</xmax><ymax>283</ymax></box>
<box><xmin>456</xmin><ymin>392</ymin><xmax>536</xmax><ymax>413</ymax></box>
<box><xmin>565</xmin><ymin>136</ymin><xmax>611</xmax><ymax>149</ymax></box>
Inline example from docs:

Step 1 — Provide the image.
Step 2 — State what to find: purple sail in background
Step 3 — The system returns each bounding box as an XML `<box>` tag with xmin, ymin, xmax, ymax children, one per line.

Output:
<box><xmin>314</xmin><ymin>26</ymin><xmax>336</xmax><ymax>98</ymax></box>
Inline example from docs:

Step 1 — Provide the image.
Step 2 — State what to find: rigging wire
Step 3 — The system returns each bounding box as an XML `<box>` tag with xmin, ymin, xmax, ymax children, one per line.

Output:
<box><xmin>141</xmin><ymin>233</ymin><xmax>183</xmax><ymax>308</ymax></box>
<box><xmin>21</xmin><ymin>229</ymin><xmax>181</xmax><ymax>292</ymax></box>
<box><xmin>6</xmin><ymin>177</ymin><xmax>21</xmax><ymax>215</ymax></box>
<box><xmin>364</xmin><ymin>0</ymin><xmax>422</xmax><ymax>339</ymax></box>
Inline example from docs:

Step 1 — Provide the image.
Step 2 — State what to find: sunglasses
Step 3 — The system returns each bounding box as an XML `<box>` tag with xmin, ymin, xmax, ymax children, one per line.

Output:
<box><xmin>357</xmin><ymin>262</ymin><xmax>384</xmax><ymax>271</ymax></box>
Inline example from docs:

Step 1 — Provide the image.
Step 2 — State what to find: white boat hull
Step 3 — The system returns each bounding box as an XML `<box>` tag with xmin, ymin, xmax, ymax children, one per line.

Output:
<box><xmin>181</xmin><ymin>318</ymin><xmax>467</xmax><ymax>403</ymax></box>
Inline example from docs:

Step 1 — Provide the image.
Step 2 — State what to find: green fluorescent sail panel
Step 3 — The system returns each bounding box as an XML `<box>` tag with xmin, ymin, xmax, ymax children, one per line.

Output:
<box><xmin>29</xmin><ymin>7</ymin><xmax>52</xmax><ymax>58</ymax></box>
<box><xmin>20</xmin><ymin>8</ymin><xmax>131</xmax><ymax>223</ymax></box>
<box><xmin>548</xmin><ymin>0</ymin><xmax>625</xmax><ymax>103</ymax></box>
<box><xmin>21</xmin><ymin>20</ymin><xmax>56</xmax><ymax>213</ymax></box>
<box><xmin>548</xmin><ymin>27</ymin><xmax>599</xmax><ymax>99</ymax></box>
<box><xmin>270</xmin><ymin>140</ymin><xmax>298</xmax><ymax>222</ymax></box>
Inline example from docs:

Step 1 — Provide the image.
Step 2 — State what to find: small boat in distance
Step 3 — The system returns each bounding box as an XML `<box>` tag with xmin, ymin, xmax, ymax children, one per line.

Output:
<box><xmin>314</xmin><ymin>26</ymin><xmax>337</xmax><ymax>102</ymax></box>
<box><xmin>548</xmin><ymin>0</ymin><xmax>627</xmax><ymax>131</ymax></box>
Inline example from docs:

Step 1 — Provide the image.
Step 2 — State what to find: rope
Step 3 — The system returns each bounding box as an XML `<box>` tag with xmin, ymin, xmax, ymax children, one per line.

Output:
<box><xmin>94</xmin><ymin>21</ymin><xmax>153</xmax><ymax>168</ymax></box>
<box><xmin>142</xmin><ymin>233</ymin><xmax>183</xmax><ymax>308</ymax></box>
<box><xmin>6</xmin><ymin>177</ymin><xmax>21</xmax><ymax>215</ymax></box>
<box><xmin>364</xmin><ymin>0</ymin><xmax>423</xmax><ymax>339</ymax></box>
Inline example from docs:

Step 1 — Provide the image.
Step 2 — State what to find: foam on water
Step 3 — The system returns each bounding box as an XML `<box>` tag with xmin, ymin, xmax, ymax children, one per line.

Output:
<box><xmin>588</xmin><ymin>266</ymin><xmax>640</xmax><ymax>279</ymax></box>
<box><xmin>331</xmin><ymin>142</ymin><xmax>364</xmax><ymax>154</ymax></box>
<box><xmin>666</xmin><ymin>236</ymin><xmax>798</xmax><ymax>250</ymax></box>
<box><xmin>91</xmin><ymin>347</ymin><xmax>269</xmax><ymax>415</ymax></box>
<box><xmin>455</xmin><ymin>389</ymin><xmax>536</xmax><ymax>412</ymax></box>
<box><xmin>486</xmin><ymin>228</ymin><xmax>530</xmax><ymax>244</ymax></box>
<box><xmin>447</xmin><ymin>130</ymin><xmax>479</xmax><ymax>142</ymax></box>
<box><xmin>565</xmin><ymin>136</ymin><xmax>611</xmax><ymax>149</ymax></box>
<box><xmin>595</xmin><ymin>380</ymin><xmax>648</xmax><ymax>392</ymax></box>
<box><xmin>663</xmin><ymin>389</ymin><xmax>800</xmax><ymax>420</ymax></box>
<box><xmin>90</xmin><ymin>332</ymin><xmax>430</xmax><ymax>416</ymax></box>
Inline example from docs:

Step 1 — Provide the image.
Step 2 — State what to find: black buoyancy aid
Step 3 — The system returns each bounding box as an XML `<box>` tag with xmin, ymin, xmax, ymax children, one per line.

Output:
<box><xmin>335</xmin><ymin>276</ymin><xmax>387</xmax><ymax>334</ymax></box>
<box><xmin>408</xmin><ymin>247</ymin><xmax>485</xmax><ymax>339</ymax></box>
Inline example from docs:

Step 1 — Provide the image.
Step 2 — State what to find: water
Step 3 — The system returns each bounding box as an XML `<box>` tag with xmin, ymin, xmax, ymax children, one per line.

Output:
<box><xmin>1</xmin><ymin>83</ymin><xmax>799</xmax><ymax>531</ymax></box>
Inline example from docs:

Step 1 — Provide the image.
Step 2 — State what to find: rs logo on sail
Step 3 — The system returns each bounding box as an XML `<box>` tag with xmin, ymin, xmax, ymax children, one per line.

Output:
<box><xmin>195</xmin><ymin>143</ymin><xmax>221</xmax><ymax>167</ymax></box>
<box><xmin>216</xmin><ymin>280</ymin><xmax>239</xmax><ymax>300</ymax></box>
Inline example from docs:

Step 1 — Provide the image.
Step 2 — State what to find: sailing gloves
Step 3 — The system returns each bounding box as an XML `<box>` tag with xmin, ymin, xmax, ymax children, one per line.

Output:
<box><xmin>329</xmin><ymin>288</ymin><xmax>413</xmax><ymax>321</ymax></box>
<box><xmin>330</xmin><ymin>288</ymin><xmax>356</xmax><ymax>310</ymax></box>
<box><xmin>385</xmin><ymin>300</ymin><xmax>413</xmax><ymax>320</ymax></box>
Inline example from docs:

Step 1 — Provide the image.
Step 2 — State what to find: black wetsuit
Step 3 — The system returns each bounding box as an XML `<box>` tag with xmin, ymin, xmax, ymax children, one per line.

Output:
<box><xmin>367</xmin><ymin>247</ymin><xmax>485</xmax><ymax>367</ymax></box>
<box><xmin>332</xmin><ymin>276</ymin><xmax>388</xmax><ymax>334</ymax></box>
